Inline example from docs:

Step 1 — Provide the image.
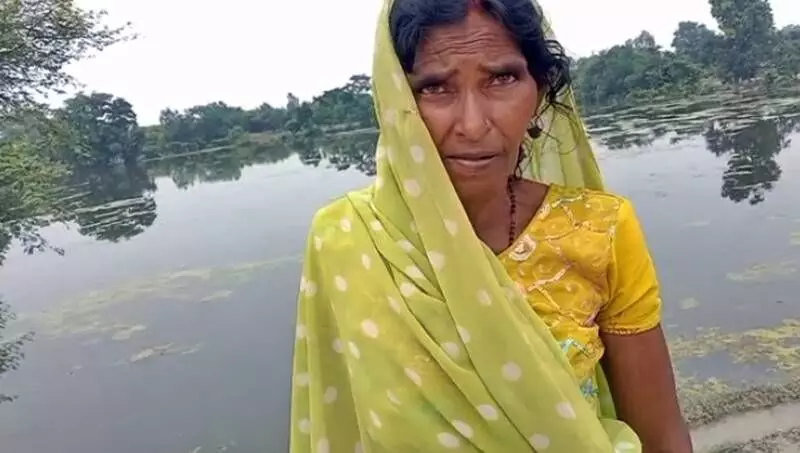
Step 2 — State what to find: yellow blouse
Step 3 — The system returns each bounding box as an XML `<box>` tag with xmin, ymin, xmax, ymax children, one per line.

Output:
<box><xmin>499</xmin><ymin>184</ymin><xmax>663</xmax><ymax>402</ymax></box>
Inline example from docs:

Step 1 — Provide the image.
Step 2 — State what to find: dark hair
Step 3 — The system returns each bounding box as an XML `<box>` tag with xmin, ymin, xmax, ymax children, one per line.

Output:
<box><xmin>389</xmin><ymin>0</ymin><xmax>572</xmax><ymax>113</ymax></box>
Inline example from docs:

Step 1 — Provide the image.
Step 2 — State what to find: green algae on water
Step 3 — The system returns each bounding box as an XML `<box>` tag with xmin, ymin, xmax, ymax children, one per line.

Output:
<box><xmin>199</xmin><ymin>290</ymin><xmax>234</xmax><ymax>303</ymax></box>
<box><xmin>726</xmin><ymin>261</ymin><xmax>797</xmax><ymax>283</ymax></box>
<box><xmin>123</xmin><ymin>342</ymin><xmax>203</xmax><ymax>365</ymax></box>
<box><xmin>670</xmin><ymin>319</ymin><xmax>800</xmax><ymax>373</ymax></box>
<box><xmin>22</xmin><ymin>255</ymin><xmax>302</xmax><ymax>340</ymax></box>
<box><xmin>680</xmin><ymin>297</ymin><xmax>701</xmax><ymax>310</ymax></box>
<box><xmin>111</xmin><ymin>324</ymin><xmax>146</xmax><ymax>341</ymax></box>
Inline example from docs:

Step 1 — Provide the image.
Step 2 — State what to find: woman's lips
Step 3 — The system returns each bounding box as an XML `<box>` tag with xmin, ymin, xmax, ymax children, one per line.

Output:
<box><xmin>445</xmin><ymin>153</ymin><xmax>500</xmax><ymax>170</ymax></box>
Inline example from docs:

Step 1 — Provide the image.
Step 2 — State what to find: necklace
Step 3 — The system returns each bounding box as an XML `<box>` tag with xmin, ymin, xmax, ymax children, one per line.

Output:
<box><xmin>507</xmin><ymin>176</ymin><xmax>517</xmax><ymax>247</ymax></box>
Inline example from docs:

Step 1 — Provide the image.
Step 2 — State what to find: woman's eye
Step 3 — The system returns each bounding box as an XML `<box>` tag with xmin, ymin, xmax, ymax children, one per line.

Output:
<box><xmin>490</xmin><ymin>73</ymin><xmax>519</xmax><ymax>86</ymax></box>
<box><xmin>419</xmin><ymin>84</ymin><xmax>446</xmax><ymax>95</ymax></box>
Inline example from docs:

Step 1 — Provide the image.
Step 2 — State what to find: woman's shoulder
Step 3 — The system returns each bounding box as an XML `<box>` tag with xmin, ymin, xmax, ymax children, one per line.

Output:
<box><xmin>305</xmin><ymin>188</ymin><xmax>373</xmax><ymax>255</ymax></box>
<box><xmin>539</xmin><ymin>184</ymin><xmax>636</xmax><ymax>230</ymax></box>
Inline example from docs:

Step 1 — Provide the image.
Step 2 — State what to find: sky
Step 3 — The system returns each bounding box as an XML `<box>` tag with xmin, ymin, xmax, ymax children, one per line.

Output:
<box><xmin>66</xmin><ymin>0</ymin><xmax>800</xmax><ymax>125</ymax></box>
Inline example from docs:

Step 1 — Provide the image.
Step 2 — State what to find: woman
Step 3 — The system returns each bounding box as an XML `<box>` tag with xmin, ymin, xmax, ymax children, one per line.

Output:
<box><xmin>290</xmin><ymin>0</ymin><xmax>692</xmax><ymax>451</ymax></box>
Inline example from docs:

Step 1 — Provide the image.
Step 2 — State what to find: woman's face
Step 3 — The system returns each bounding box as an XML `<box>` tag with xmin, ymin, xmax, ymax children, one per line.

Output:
<box><xmin>408</xmin><ymin>8</ymin><xmax>539</xmax><ymax>200</ymax></box>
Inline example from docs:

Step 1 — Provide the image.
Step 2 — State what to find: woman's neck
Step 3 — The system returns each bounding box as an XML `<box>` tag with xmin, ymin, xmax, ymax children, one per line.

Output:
<box><xmin>461</xmin><ymin>187</ymin><xmax>515</xmax><ymax>254</ymax></box>
<box><xmin>461</xmin><ymin>180</ymin><xmax>548</xmax><ymax>254</ymax></box>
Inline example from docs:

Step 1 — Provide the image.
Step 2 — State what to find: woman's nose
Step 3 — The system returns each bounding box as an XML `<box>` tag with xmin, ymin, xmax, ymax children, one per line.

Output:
<box><xmin>455</xmin><ymin>91</ymin><xmax>491</xmax><ymax>142</ymax></box>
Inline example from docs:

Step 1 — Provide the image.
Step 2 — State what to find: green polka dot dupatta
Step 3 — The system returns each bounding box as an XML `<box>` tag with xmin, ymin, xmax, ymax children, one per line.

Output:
<box><xmin>289</xmin><ymin>0</ymin><xmax>642</xmax><ymax>451</ymax></box>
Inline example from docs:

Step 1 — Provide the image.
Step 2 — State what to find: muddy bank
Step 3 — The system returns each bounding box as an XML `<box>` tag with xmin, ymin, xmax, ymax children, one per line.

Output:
<box><xmin>683</xmin><ymin>378</ymin><xmax>800</xmax><ymax>452</ymax></box>
<box><xmin>706</xmin><ymin>427</ymin><xmax>800</xmax><ymax>453</ymax></box>
<box><xmin>692</xmin><ymin>401</ymin><xmax>800</xmax><ymax>452</ymax></box>
<box><xmin>683</xmin><ymin>378</ymin><xmax>800</xmax><ymax>427</ymax></box>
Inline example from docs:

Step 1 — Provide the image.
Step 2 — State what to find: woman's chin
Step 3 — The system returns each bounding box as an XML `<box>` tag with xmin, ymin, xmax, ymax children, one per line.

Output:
<box><xmin>448</xmin><ymin>173</ymin><xmax>509</xmax><ymax>203</ymax></box>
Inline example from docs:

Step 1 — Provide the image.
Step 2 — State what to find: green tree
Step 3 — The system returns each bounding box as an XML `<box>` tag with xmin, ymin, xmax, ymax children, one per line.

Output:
<box><xmin>58</xmin><ymin>92</ymin><xmax>144</xmax><ymax>167</ymax></box>
<box><xmin>709</xmin><ymin>0</ymin><xmax>776</xmax><ymax>82</ymax></box>
<box><xmin>0</xmin><ymin>0</ymin><xmax>130</xmax><ymax>258</ymax></box>
<box><xmin>155</xmin><ymin>102</ymin><xmax>250</xmax><ymax>153</ymax></box>
<box><xmin>573</xmin><ymin>32</ymin><xmax>704</xmax><ymax>108</ymax></box>
<box><xmin>629</xmin><ymin>31</ymin><xmax>658</xmax><ymax>51</ymax></box>
<box><xmin>245</xmin><ymin>103</ymin><xmax>287</xmax><ymax>133</ymax></box>
<box><xmin>286</xmin><ymin>93</ymin><xmax>300</xmax><ymax>110</ymax></box>
<box><xmin>0</xmin><ymin>135</ymin><xmax>68</xmax><ymax>265</ymax></box>
<box><xmin>308</xmin><ymin>74</ymin><xmax>375</xmax><ymax>130</ymax></box>
<box><xmin>672</xmin><ymin>21</ymin><xmax>722</xmax><ymax>68</ymax></box>
<box><xmin>774</xmin><ymin>25</ymin><xmax>800</xmax><ymax>78</ymax></box>
<box><xmin>0</xmin><ymin>0</ymin><xmax>130</xmax><ymax>120</ymax></box>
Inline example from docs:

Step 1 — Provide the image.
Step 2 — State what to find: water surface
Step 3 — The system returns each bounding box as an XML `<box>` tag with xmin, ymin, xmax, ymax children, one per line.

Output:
<box><xmin>1</xmin><ymin>94</ymin><xmax>799</xmax><ymax>453</ymax></box>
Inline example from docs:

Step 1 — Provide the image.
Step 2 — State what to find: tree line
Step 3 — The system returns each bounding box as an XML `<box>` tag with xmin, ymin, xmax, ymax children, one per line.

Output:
<box><xmin>146</xmin><ymin>0</ymin><xmax>800</xmax><ymax>155</ymax></box>
<box><xmin>574</xmin><ymin>0</ymin><xmax>800</xmax><ymax>108</ymax></box>
<box><xmin>6</xmin><ymin>0</ymin><xmax>798</xmax><ymax>181</ymax></box>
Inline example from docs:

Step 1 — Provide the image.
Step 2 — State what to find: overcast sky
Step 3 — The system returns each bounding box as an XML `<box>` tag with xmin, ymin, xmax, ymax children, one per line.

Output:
<box><xmin>66</xmin><ymin>0</ymin><xmax>800</xmax><ymax>125</ymax></box>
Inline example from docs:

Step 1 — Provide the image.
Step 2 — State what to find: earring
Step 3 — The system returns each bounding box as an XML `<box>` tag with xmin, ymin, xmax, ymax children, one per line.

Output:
<box><xmin>527</xmin><ymin>116</ymin><xmax>543</xmax><ymax>139</ymax></box>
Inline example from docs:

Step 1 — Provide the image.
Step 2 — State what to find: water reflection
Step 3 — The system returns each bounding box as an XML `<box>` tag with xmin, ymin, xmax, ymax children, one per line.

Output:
<box><xmin>68</xmin><ymin>164</ymin><xmax>158</xmax><ymax>242</ymax></box>
<box><xmin>33</xmin><ymin>95</ymin><xmax>800</xmax><ymax>255</ymax></box>
<box><xmin>7</xmin><ymin>97</ymin><xmax>796</xmax><ymax>259</ymax></box>
<box><xmin>1</xmin><ymin>95</ymin><xmax>799</xmax><ymax>453</ymax></box>
<box><xmin>0</xmin><ymin>297</ymin><xmax>32</xmax><ymax>405</ymax></box>
<box><xmin>285</xmin><ymin>98</ymin><xmax>800</xmax><ymax>207</ymax></box>
<box><xmin>705</xmin><ymin>117</ymin><xmax>800</xmax><ymax>205</ymax></box>
<box><xmin>148</xmin><ymin>142</ymin><xmax>293</xmax><ymax>189</ymax></box>
<box><xmin>290</xmin><ymin>132</ymin><xmax>378</xmax><ymax>176</ymax></box>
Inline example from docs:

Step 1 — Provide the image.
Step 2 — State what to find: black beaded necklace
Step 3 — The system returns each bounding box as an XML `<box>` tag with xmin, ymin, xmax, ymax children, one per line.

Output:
<box><xmin>507</xmin><ymin>176</ymin><xmax>517</xmax><ymax>248</ymax></box>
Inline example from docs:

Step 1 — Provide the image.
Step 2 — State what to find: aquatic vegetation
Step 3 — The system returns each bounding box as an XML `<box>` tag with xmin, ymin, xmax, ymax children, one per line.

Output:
<box><xmin>680</xmin><ymin>376</ymin><xmax>800</xmax><ymax>428</ymax></box>
<box><xmin>18</xmin><ymin>255</ymin><xmax>302</xmax><ymax>341</ymax></box>
<box><xmin>726</xmin><ymin>261</ymin><xmax>798</xmax><ymax>283</ymax></box>
<box><xmin>670</xmin><ymin>319</ymin><xmax>800</xmax><ymax>373</ymax></box>
<box><xmin>668</xmin><ymin>318</ymin><xmax>800</xmax><ymax>431</ymax></box>
<box><xmin>680</xmin><ymin>298</ymin><xmax>701</xmax><ymax>310</ymax></box>
<box><xmin>111</xmin><ymin>324</ymin><xmax>146</xmax><ymax>341</ymax></box>
<box><xmin>123</xmin><ymin>342</ymin><xmax>202</xmax><ymax>365</ymax></box>
<box><xmin>199</xmin><ymin>290</ymin><xmax>233</xmax><ymax>304</ymax></box>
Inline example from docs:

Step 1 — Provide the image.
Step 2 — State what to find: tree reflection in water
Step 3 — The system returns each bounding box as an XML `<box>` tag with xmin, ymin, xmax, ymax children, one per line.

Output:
<box><xmin>291</xmin><ymin>110</ymin><xmax>800</xmax><ymax>207</ymax></box>
<box><xmin>67</xmin><ymin>163</ymin><xmax>158</xmax><ymax>242</ymax></box>
<box><xmin>704</xmin><ymin>114</ymin><xmax>800</xmax><ymax>205</ymax></box>
<box><xmin>0</xmin><ymin>297</ymin><xmax>32</xmax><ymax>404</ymax></box>
<box><xmin>290</xmin><ymin>131</ymin><xmax>378</xmax><ymax>176</ymax></box>
<box><xmin>148</xmin><ymin>141</ymin><xmax>294</xmax><ymax>190</ymax></box>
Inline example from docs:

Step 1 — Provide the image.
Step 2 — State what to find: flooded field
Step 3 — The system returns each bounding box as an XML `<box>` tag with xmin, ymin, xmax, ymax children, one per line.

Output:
<box><xmin>1</xmin><ymin>93</ymin><xmax>799</xmax><ymax>452</ymax></box>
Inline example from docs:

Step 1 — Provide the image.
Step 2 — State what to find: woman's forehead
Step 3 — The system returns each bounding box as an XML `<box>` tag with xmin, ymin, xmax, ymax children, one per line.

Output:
<box><xmin>414</xmin><ymin>11</ymin><xmax>522</xmax><ymax>68</ymax></box>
